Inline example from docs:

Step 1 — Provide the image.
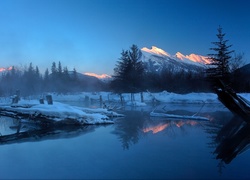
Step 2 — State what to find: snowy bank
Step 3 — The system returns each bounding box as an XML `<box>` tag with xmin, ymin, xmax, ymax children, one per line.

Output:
<box><xmin>0</xmin><ymin>100</ymin><xmax>123</xmax><ymax>125</ymax></box>
<box><xmin>152</xmin><ymin>91</ymin><xmax>219</xmax><ymax>104</ymax></box>
<box><xmin>49</xmin><ymin>91</ymin><xmax>221</xmax><ymax>104</ymax></box>
<box><xmin>1</xmin><ymin>91</ymin><xmax>250</xmax><ymax>108</ymax></box>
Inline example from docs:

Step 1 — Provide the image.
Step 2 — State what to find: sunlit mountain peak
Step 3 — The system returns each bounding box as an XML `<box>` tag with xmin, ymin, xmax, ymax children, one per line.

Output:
<box><xmin>84</xmin><ymin>72</ymin><xmax>111</xmax><ymax>79</ymax></box>
<box><xmin>175</xmin><ymin>52</ymin><xmax>209</xmax><ymax>64</ymax></box>
<box><xmin>141</xmin><ymin>46</ymin><xmax>171</xmax><ymax>57</ymax></box>
<box><xmin>141</xmin><ymin>46</ymin><xmax>210</xmax><ymax>65</ymax></box>
<box><xmin>0</xmin><ymin>66</ymin><xmax>13</xmax><ymax>72</ymax></box>
<box><xmin>175</xmin><ymin>52</ymin><xmax>186</xmax><ymax>60</ymax></box>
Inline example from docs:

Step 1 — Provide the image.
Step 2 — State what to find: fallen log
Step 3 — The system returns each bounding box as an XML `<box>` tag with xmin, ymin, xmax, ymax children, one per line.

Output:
<box><xmin>215</xmin><ymin>79</ymin><xmax>250</xmax><ymax>122</ymax></box>
<box><xmin>150</xmin><ymin>112</ymin><xmax>209</xmax><ymax>121</ymax></box>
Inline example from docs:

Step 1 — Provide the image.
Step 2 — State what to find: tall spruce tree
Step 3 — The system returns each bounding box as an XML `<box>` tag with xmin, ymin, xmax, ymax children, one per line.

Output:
<box><xmin>112</xmin><ymin>44</ymin><xmax>144</xmax><ymax>93</ymax></box>
<box><xmin>58</xmin><ymin>61</ymin><xmax>62</xmax><ymax>75</ymax></box>
<box><xmin>206</xmin><ymin>26</ymin><xmax>234</xmax><ymax>83</ymax></box>
<box><xmin>43</xmin><ymin>68</ymin><xmax>50</xmax><ymax>91</ymax></box>
<box><xmin>44</xmin><ymin>68</ymin><xmax>49</xmax><ymax>81</ymax></box>
<box><xmin>51</xmin><ymin>62</ymin><xmax>57</xmax><ymax>77</ymax></box>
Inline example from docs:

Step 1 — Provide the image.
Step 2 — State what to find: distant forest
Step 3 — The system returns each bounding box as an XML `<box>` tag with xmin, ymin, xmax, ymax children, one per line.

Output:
<box><xmin>0</xmin><ymin>62</ymin><xmax>108</xmax><ymax>97</ymax></box>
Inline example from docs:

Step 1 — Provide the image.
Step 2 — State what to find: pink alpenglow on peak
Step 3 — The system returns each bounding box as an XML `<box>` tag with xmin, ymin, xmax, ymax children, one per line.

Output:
<box><xmin>0</xmin><ymin>66</ymin><xmax>13</xmax><ymax>72</ymax></box>
<box><xmin>141</xmin><ymin>46</ymin><xmax>210</xmax><ymax>65</ymax></box>
<box><xmin>84</xmin><ymin>72</ymin><xmax>111</xmax><ymax>79</ymax></box>
<box><xmin>175</xmin><ymin>52</ymin><xmax>210</xmax><ymax>64</ymax></box>
<box><xmin>141</xmin><ymin>46</ymin><xmax>171</xmax><ymax>57</ymax></box>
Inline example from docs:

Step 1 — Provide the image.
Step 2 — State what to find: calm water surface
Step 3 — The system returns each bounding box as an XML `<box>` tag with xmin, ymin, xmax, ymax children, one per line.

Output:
<box><xmin>0</xmin><ymin>103</ymin><xmax>250</xmax><ymax>179</ymax></box>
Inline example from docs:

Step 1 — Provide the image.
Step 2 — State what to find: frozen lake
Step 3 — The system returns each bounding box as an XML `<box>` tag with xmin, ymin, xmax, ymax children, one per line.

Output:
<box><xmin>0</xmin><ymin>103</ymin><xmax>250</xmax><ymax>179</ymax></box>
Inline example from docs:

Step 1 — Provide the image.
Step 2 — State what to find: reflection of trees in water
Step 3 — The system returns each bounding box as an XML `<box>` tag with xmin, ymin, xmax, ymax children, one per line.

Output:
<box><xmin>0</xmin><ymin>117</ymin><xmax>98</xmax><ymax>145</ymax></box>
<box><xmin>112</xmin><ymin>111</ymin><xmax>147</xmax><ymax>149</ymax></box>
<box><xmin>214</xmin><ymin>117</ymin><xmax>250</xmax><ymax>164</ymax></box>
<box><xmin>205</xmin><ymin>111</ymin><xmax>234</xmax><ymax>149</ymax></box>
<box><xmin>205</xmin><ymin>112</ymin><xmax>250</xmax><ymax>173</ymax></box>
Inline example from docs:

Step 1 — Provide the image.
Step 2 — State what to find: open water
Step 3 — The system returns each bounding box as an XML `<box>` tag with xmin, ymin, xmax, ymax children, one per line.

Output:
<box><xmin>0</xmin><ymin>103</ymin><xmax>250</xmax><ymax>179</ymax></box>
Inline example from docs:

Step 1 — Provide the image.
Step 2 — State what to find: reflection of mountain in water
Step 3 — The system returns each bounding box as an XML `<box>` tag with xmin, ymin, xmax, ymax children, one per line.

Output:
<box><xmin>143</xmin><ymin>120</ymin><xmax>201</xmax><ymax>134</ymax></box>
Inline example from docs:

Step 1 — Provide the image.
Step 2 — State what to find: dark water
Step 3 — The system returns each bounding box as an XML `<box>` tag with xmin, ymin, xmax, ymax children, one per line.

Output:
<box><xmin>1</xmin><ymin>104</ymin><xmax>250</xmax><ymax>179</ymax></box>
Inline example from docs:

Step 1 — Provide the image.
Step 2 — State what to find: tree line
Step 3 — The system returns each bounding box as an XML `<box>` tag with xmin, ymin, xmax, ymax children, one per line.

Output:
<box><xmin>0</xmin><ymin>62</ymin><xmax>105</xmax><ymax>97</ymax></box>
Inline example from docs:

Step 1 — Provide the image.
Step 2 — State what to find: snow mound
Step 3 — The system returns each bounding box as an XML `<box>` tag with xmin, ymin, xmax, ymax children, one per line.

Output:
<box><xmin>0</xmin><ymin>100</ymin><xmax>123</xmax><ymax>125</ymax></box>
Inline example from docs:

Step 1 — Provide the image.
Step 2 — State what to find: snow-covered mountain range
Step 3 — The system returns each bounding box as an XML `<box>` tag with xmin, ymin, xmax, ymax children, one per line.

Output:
<box><xmin>83</xmin><ymin>72</ymin><xmax>111</xmax><ymax>82</ymax></box>
<box><xmin>141</xmin><ymin>46</ymin><xmax>209</xmax><ymax>73</ymax></box>
<box><xmin>141</xmin><ymin>46</ymin><xmax>209</xmax><ymax>64</ymax></box>
<box><xmin>0</xmin><ymin>46</ymin><xmax>210</xmax><ymax>81</ymax></box>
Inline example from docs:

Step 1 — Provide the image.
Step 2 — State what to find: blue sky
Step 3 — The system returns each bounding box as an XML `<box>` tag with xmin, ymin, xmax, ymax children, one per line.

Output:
<box><xmin>0</xmin><ymin>0</ymin><xmax>249</xmax><ymax>75</ymax></box>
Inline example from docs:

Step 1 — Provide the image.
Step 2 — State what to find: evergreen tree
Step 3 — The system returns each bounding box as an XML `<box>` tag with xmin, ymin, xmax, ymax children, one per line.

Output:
<box><xmin>51</xmin><ymin>62</ymin><xmax>57</xmax><ymax>76</ymax></box>
<box><xmin>1</xmin><ymin>66</ymin><xmax>22</xmax><ymax>95</ymax></box>
<box><xmin>129</xmin><ymin>44</ymin><xmax>144</xmax><ymax>90</ymax></box>
<box><xmin>63</xmin><ymin>66</ymin><xmax>69</xmax><ymax>79</ymax></box>
<box><xmin>11</xmin><ymin>66</ymin><xmax>16</xmax><ymax>77</ymax></box>
<box><xmin>72</xmin><ymin>68</ymin><xmax>78</xmax><ymax>81</ymax></box>
<box><xmin>25</xmin><ymin>63</ymin><xmax>39</xmax><ymax>94</ymax></box>
<box><xmin>58</xmin><ymin>61</ymin><xmax>62</xmax><ymax>75</ymax></box>
<box><xmin>44</xmin><ymin>68</ymin><xmax>49</xmax><ymax>81</ymax></box>
<box><xmin>34</xmin><ymin>66</ymin><xmax>42</xmax><ymax>92</ymax></box>
<box><xmin>112</xmin><ymin>50</ymin><xmax>130</xmax><ymax>92</ymax></box>
<box><xmin>35</xmin><ymin>66</ymin><xmax>40</xmax><ymax>78</ymax></box>
<box><xmin>50</xmin><ymin>62</ymin><xmax>58</xmax><ymax>91</ymax></box>
<box><xmin>43</xmin><ymin>68</ymin><xmax>50</xmax><ymax>91</ymax></box>
<box><xmin>206</xmin><ymin>26</ymin><xmax>234</xmax><ymax>83</ymax></box>
<box><xmin>62</xmin><ymin>66</ymin><xmax>70</xmax><ymax>92</ymax></box>
<box><xmin>112</xmin><ymin>44</ymin><xmax>144</xmax><ymax>93</ymax></box>
<box><xmin>28</xmin><ymin>63</ymin><xmax>34</xmax><ymax>74</ymax></box>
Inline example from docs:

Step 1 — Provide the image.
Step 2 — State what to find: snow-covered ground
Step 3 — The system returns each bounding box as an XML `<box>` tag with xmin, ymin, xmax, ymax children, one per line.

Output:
<box><xmin>0</xmin><ymin>101</ymin><xmax>122</xmax><ymax>124</ymax></box>
<box><xmin>49</xmin><ymin>91</ymin><xmax>250</xmax><ymax>105</ymax></box>
<box><xmin>2</xmin><ymin>91</ymin><xmax>249</xmax><ymax>105</ymax></box>
<box><xmin>0</xmin><ymin>91</ymin><xmax>249</xmax><ymax>126</ymax></box>
<box><xmin>2</xmin><ymin>91</ymin><xmax>250</xmax><ymax>107</ymax></box>
<box><xmin>0</xmin><ymin>97</ymin><xmax>124</xmax><ymax>126</ymax></box>
<box><xmin>50</xmin><ymin>91</ymin><xmax>221</xmax><ymax>105</ymax></box>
